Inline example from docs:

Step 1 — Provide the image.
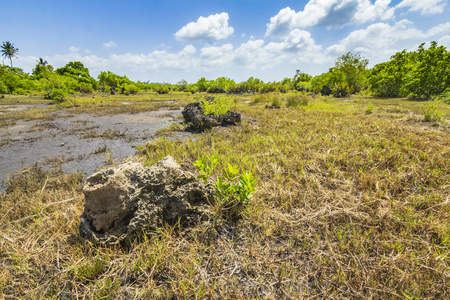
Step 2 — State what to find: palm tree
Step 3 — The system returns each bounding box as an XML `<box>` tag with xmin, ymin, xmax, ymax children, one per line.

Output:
<box><xmin>1</xmin><ymin>41</ymin><xmax>19</xmax><ymax>67</ymax></box>
<box><xmin>37</xmin><ymin>57</ymin><xmax>48</xmax><ymax>66</ymax></box>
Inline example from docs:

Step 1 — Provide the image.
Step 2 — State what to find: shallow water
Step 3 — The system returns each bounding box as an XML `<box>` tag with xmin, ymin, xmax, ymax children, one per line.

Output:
<box><xmin>0</xmin><ymin>107</ymin><xmax>188</xmax><ymax>192</ymax></box>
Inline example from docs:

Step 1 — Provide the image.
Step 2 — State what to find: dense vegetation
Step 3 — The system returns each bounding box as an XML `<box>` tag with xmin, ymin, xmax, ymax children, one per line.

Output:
<box><xmin>1</xmin><ymin>41</ymin><xmax>449</xmax><ymax>102</ymax></box>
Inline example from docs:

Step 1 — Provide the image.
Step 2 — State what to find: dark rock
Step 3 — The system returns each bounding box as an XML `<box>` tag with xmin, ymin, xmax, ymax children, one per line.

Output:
<box><xmin>320</xmin><ymin>85</ymin><xmax>332</xmax><ymax>96</ymax></box>
<box><xmin>79</xmin><ymin>156</ymin><xmax>215</xmax><ymax>246</ymax></box>
<box><xmin>110</xmin><ymin>86</ymin><xmax>116</xmax><ymax>95</ymax></box>
<box><xmin>265</xmin><ymin>104</ymin><xmax>280</xmax><ymax>109</ymax></box>
<box><xmin>182</xmin><ymin>101</ymin><xmax>241</xmax><ymax>130</ymax></box>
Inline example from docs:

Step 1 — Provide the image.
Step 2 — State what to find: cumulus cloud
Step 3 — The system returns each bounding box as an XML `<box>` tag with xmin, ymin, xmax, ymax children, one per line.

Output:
<box><xmin>103</xmin><ymin>41</ymin><xmax>117</xmax><ymax>48</ymax></box>
<box><xmin>396</xmin><ymin>0</ymin><xmax>447</xmax><ymax>15</ymax></box>
<box><xmin>438</xmin><ymin>35</ymin><xmax>450</xmax><ymax>48</ymax></box>
<box><xmin>266</xmin><ymin>0</ymin><xmax>395</xmax><ymax>37</ymax></box>
<box><xmin>326</xmin><ymin>20</ymin><xmax>450</xmax><ymax>64</ymax></box>
<box><xmin>69</xmin><ymin>46</ymin><xmax>80</xmax><ymax>53</ymax></box>
<box><xmin>14</xmin><ymin>28</ymin><xmax>329</xmax><ymax>82</ymax></box>
<box><xmin>175</xmin><ymin>13</ymin><xmax>234</xmax><ymax>42</ymax></box>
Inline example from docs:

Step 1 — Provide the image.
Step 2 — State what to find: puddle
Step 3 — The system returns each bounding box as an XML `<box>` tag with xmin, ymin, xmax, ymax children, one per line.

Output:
<box><xmin>0</xmin><ymin>107</ymin><xmax>189</xmax><ymax>192</ymax></box>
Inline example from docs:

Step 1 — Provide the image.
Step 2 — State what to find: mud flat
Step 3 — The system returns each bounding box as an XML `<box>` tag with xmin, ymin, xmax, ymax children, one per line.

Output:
<box><xmin>0</xmin><ymin>107</ymin><xmax>188</xmax><ymax>192</ymax></box>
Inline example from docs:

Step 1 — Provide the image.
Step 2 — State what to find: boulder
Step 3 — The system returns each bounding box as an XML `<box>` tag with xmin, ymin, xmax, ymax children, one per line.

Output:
<box><xmin>110</xmin><ymin>86</ymin><xmax>116</xmax><ymax>95</ymax></box>
<box><xmin>182</xmin><ymin>101</ymin><xmax>241</xmax><ymax>130</ymax></box>
<box><xmin>320</xmin><ymin>85</ymin><xmax>332</xmax><ymax>96</ymax></box>
<box><xmin>79</xmin><ymin>156</ymin><xmax>214</xmax><ymax>246</ymax></box>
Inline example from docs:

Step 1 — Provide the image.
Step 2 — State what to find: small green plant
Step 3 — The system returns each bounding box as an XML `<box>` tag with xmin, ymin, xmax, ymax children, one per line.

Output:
<box><xmin>200</xmin><ymin>97</ymin><xmax>233</xmax><ymax>116</ymax></box>
<box><xmin>75</xmin><ymin>257</ymin><xmax>106</xmax><ymax>282</ymax></box>
<box><xmin>270</xmin><ymin>95</ymin><xmax>282</xmax><ymax>107</ymax></box>
<box><xmin>193</xmin><ymin>154</ymin><xmax>219</xmax><ymax>183</ymax></box>
<box><xmin>422</xmin><ymin>103</ymin><xmax>442</xmax><ymax>122</ymax></box>
<box><xmin>251</xmin><ymin>94</ymin><xmax>266</xmax><ymax>104</ymax></box>
<box><xmin>105</xmin><ymin>151</ymin><xmax>114</xmax><ymax>165</ymax></box>
<box><xmin>286</xmin><ymin>95</ymin><xmax>309</xmax><ymax>108</ymax></box>
<box><xmin>365</xmin><ymin>102</ymin><xmax>375</xmax><ymax>114</ymax></box>
<box><xmin>194</xmin><ymin>155</ymin><xmax>258</xmax><ymax>217</ymax></box>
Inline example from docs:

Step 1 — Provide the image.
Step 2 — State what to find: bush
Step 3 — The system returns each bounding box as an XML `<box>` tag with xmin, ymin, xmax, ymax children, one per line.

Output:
<box><xmin>0</xmin><ymin>81</ymin><xmax>7</xmax><ymax>94</ymax></box>
<box><xmin>194</xmin><ymin>155</ymin><xmax>258</xmax><ymax>219</ymax></box>
<box><xmin>365</xmin><ymin>102</ymin><xmax>375</xmax><ymax>114</ymax></box>
<box><xmin>123</xmin><ymin>84</ymin><xmax>139</xmax><ymax>95</ymax></box>
<box><xmin>436</xmin><ymin>88</ymin><xmax>450</xmax><ymax>104</ymax></box>
<box><xmin>286</xmin><ymin>95</ymin><xmax>309</xmax><ymax>107</ymax></box>
<box><xmin>200</xmin><ymin>97</ymin><xmax>233</xmax><ymax>116</ymax></box>
<box><xmin>251</xmin><ymin>94</ymin><xmax>268</xmax><ymax>104</ymax></box>
<box><xmin>155</xmin><ymin>86</ymin><xmax>169</xmax><ymax>94</ymax></box>
<box><xmin>270</xmin><ymin>95</ymin><xmax>282</xmax><ymax>107</ymax></box>
<box><xmin>48</xmin><ymin>88</ymin><xmax>68</xmax><ymax>103</ymax></box>
<box><xmin>13</xmin><ymin>88</ymin><xmax>27</xmax><ymax>95</ymax></box>
<box><xmin>422</xmin><ymin>103</ymin><xmax>442</xmax><ymax>122</ymax></box>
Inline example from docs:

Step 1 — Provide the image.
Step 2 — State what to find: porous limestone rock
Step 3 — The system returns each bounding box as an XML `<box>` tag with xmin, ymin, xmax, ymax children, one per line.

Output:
<box><xmin>79</xmin><ymin>156</ymin><xmax>214</xmax><ymax>246</ymax></box>
<box><xmin>182</xmin><ymin>101</ymin><xmax>241</xmax><ymax>130</ymax></box>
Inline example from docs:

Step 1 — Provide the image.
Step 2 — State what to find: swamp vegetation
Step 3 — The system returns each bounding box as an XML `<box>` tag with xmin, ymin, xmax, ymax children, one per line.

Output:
<box><xmin>0</xmin><ymin>91</ymin><xmax>449</xmax><ymax>299</ymax></box>
<box><xmin>0</xmin><ymin>40</ymin><xmax>449</xmax><ymax>299</ymax></box>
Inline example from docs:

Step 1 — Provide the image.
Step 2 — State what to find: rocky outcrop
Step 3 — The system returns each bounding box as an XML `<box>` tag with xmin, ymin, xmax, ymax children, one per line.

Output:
<box><xmin>79</xmin><ymin>156</ymin><xmax>214</xmax><ymax>246</ymax></box>
<box><xmin>182</xmin><ymin>100</ymin><xmax>241</xmax><ymax>130</ymax></box>
<box><xmin>320</xmin><ymin>85</ymin><xmax>332</xmax><ymax>96</ymax></box>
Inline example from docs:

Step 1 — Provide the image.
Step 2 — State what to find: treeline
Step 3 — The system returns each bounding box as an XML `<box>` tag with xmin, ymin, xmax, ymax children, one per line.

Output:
<box><xmin>0</xmin><ymin>41</ymin><xmax>448</xmax><ymax>101</ymax></box>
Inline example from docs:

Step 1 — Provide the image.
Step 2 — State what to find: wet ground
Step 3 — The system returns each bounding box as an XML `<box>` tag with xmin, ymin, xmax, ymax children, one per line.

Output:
<box><xmin>0</xmin><ymin>105</ymin><xmax>188</xmax><ymax>192</ymax></box>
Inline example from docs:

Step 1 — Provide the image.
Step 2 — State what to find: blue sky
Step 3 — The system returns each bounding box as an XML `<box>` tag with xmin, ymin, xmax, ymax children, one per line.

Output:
<box><xmin>2</xmin><ymin>0</ymin><xmax>449</xmax><ymax>83</ymax></box>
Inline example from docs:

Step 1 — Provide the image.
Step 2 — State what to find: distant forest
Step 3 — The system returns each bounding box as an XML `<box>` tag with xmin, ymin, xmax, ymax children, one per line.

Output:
<box><xmin>1</xmin><ymin>41</ymin><xmax>449</xmax><ymax>102</ymax></box>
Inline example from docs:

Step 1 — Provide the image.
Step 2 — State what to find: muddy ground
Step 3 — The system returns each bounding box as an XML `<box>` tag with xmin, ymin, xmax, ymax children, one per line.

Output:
<box><xmin>0</xmin><ymin>104</ymin><xmax>188</xmax><ymax>192</ymax></box>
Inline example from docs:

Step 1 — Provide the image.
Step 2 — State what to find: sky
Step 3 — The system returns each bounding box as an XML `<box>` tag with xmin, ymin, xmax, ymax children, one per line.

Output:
<box><xmin>1</xmin><ymin>0</ymin><xmax>449</xmax><ymax>83</ymax></box>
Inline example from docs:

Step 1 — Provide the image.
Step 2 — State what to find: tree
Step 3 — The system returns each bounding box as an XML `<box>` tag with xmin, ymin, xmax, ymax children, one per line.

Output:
<box><xmin>369</xmin><ymin>42</ymin><xmax>449</xmax><ymax>98</ymax></box>
<box><xmin>32</xmin><ymin>58</ymin><xmax>53</xmax><ymax>79</ymax></box>
<box><xmin>1</xmin><ymin>41</ymin><xmax>19</xmax><ymax>67</ymax></box>
<box><xmin>405</xmin><ymin>42</ymin><xmax>449</xmax><ymax>97</ymax></box>
<box><xmin>37</xmin><ymin>58</ymin><xmax>48</xmax><ymax>66</ymax></box>
<box><xmin>334</xmin><ymin>52</ymin><xmax>369</xmax><ymax>93</ymax></box>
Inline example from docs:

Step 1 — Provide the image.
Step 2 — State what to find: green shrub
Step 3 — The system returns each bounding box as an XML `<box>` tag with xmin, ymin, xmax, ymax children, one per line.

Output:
<box><xmin>436</xmin><ymin>88</ymin><xmax>450</xmax><ymax>104</ymax></box>
<box><xmin>200</xmin><ymin>97</ymin><xmax>233</xmax><ymax>116</ymax></box>
<box><xmin>251</xmin><ymin>94</ymin><xmax>268</xmax><ymax>104</ymax></box>
<box><xmin>48</xmin><ymin>88</ymin><xmax>68</xmax><ymax>103</ymax></box>
<box><xmin>155</xmin><ymin>86</ymin><xmax>169</xmax><ymax>94</ymax></box>
<box><xmin>0</xmin><ymin>81</ymin><xmax>7</xmax><ymax>94</ymax></box>
<box><xmin>270</xmin><ymin>95</ymin><xmax>282</xmax><ymax>107</ymax></box>
<box><xmin>422</xmin><ymin>103</ymin><xmax>442</xmax><ymax>122</ymax></box>
<box><xmin>286</xmin><ymin>95</ymin><xmax>309</xmax><ymax>107</ymax></box>
<box><xmin>194</xmin><ymin>155</ymin><xmax>258</xmax><ymax>218</ymax></box>
<box><xmin>365</xmin><ymin>102</ymin><xmax>375</xmax><ymax>114</ymax></box>
<box><xmin>12</xmin><ymin>88</ymin><xmax>26</xmax><ymax>95</ymax></box>
<box><xmin>123</xmin><ymin>84</ymin><xmax>139</xmax><ymax>95</ymax></box>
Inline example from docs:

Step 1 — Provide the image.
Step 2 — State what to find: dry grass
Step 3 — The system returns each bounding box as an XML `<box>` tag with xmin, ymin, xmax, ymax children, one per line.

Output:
<box><xmin>1</xmin><ymin>94</ymin><xmax>449</xmax><ymax>299</ymax></box>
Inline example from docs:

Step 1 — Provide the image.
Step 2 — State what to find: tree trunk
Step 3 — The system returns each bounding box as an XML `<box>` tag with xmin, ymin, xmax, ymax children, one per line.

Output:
<box><xmin>10</xmin><ymin>57</ymin><xmax>12</xmax><ymax>68</ymax></box>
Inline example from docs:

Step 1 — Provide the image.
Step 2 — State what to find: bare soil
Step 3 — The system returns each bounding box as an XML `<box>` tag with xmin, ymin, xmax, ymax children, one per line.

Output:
<box><xmin>0</xmin><ymin>105</ymin><xmax>187</xmax><ymax>192</ymax></box>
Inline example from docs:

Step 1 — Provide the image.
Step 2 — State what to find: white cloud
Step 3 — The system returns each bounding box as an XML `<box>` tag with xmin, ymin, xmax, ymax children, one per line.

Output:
<box><xmin>103</xmin><ymin>41</ymin><xmax>117</xmax><ymax>48</ymax></box>
<box><xmin>266</xmin><ymin>0</ymin><xmax>395</xmax><ymax>38</ymax></box>
<box><xmin>425</xmin><ymin>22</ymin><xmax>450</xmax><ymax>36</ymax></box>
<box><xmin>69</xmin><ymin>46</ymin><xmax>80</xmax><ymax>53</ymax></box>
<box><xmin>397</xmin><ymin>0</ymin><xmax>447</xmax><ymax>15</ymax></box>
<box><xmin>326</xmin><ymin>20</ymin><xmax>450</xmax><ymax>65</ymax></box>
<box><xmin>175</xmin><ymin>13</ymin><xmax>234</xmax><ymax>42</ymax></box>
<box><xmin>200</xmin><ymin>44</ymin><xmax>234</xmax><ymax>67</ymax></box>
<box><xmin>438</xmin><ymin>35</ymin><xmax>450</xmax><ymax>48</ymax></box>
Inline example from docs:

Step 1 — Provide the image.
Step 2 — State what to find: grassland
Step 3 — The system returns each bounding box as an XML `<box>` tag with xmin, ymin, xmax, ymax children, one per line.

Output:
<box><xmin>0</xmin><ymin>92</ymin><xmax>449</xmax><ymax>299</ymax></box>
